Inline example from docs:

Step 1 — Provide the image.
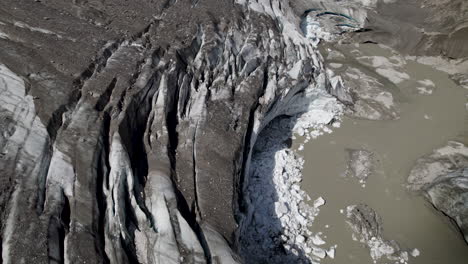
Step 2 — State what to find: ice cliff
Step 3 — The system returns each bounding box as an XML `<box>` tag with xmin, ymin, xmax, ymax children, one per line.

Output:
<box><xmin>1</xmin><ymin>0</ymin><xmax>467</xmax><ymax>263</ymax></box>
<box><xmin>0</xmin><ymin>0</ymin><xmax>347</xmax><ymax>263</ymax></box>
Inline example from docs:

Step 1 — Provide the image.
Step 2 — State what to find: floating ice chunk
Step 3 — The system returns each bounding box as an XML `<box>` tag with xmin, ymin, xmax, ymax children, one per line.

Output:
<box><xmin>296</xmin><ymin>235</ymin><xmax>305</xmax><ymax>244</ymax></box>
<box><xmin>310</xmin><ymin>130</ymin><xmax>322</xmax><ymax>139</ymax></box>
<box><xmin>368</xmin><ymin>237</ymin><xmax>397</xmax><ymax>261</ymax></box>
<box><xmin>411</xmin><ymin>248</ymin><xmax>420</xmax><ymax>257</ymax></box>
<box><xmin>346</xmin><ymin>205</ymin><xmax>356</xmax><ymax>217</ymax></box>
<box><xmin>329</xmin><ymin>63</ymin><xmax>343</xmax><ymax>69</ymax></box>
<box><xmin>369</xmin><ymin>56</ymin><xmax>395</xmax><ymax>68</ymax></box>
<box><xmin>323</xmin><ymin>126</ymin><xmax>332</xmax><ymax>134</ymax></box>
<box><xmin>298</xmin><ymin>144</ymin><xmax>304</xmax><ymax>151</ymax></box>
<box><xmin>418</xmin><ymin>79</ymin><xmax>435</xmax><ymax>87</ymax></box>
<box><xmin>313</xmin><ymin>197</ymin><xmax>325</xmax><ymax>208</ymax></box>
<box><xmin>417</xmin><ymin>87</ymin><xmax>433</xmax><ymax>95</ymax></box>
<box><xmin>312</xmin><ymin>247</ymin><xmax>326</xmax><ymax>259</ymax></box>
<box><xmin>326</xmin><ymin>246</ymin><xmax>336</xmax><ymax>259</ymax></box>
<box><xmin>376</xmin><ymin>68</ymin><xmax>410</xmax><ymax>84</ymax></box>
<box><xmin>326</xmin><ymin>50</ymin><xmax>345</xmax><ymax>60</ymax></box>
<box><xmin>311</xmin><ymin>234</ymin><xmax>326</xmax><ymax>246</ymax></box>
<box><xmin>346</xmin><ymin>71</ymin><xmax>360</xmax><ymax>80</ymax></box>
<box><xmin>374</xmin><ymin>92</ymin><xmax>394</xmax><ymax>109</ymax></box>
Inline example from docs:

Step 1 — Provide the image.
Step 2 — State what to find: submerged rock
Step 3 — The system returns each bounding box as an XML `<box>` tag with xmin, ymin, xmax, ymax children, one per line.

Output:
<box><xmin>342</xmin><ymin>0</ymin><xmax>468</xmax><ymax>59</ymax></box>
<box><xmin>408</xmin><ymin>141</ymin><xmax>468</xmax><ymax>243</ymax></box>
<box><xmin>324</xmin><ymin>50</ymin><xmax>400</xmax><ymax>120</ymax></box>
<box><xmin>451</xmin><ymin>73</ymin><xmax>468</xmax><ymax>90</ymax></box>
<box><xmin>345</xmin><ymin>149</ymin><xmax>375</xmax><ymax>183</ymax></box>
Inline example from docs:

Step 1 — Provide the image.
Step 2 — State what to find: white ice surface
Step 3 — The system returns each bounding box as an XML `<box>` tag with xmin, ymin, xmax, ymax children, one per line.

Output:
<box><xmin>0</xmin><ymin>64</ymin><xmax>49</xmax><ymax>263</ymax></box>
<box><xmin>411</xmin><ymin>248</ymin><xmax>420</xmax><ymax>257</ymax></box>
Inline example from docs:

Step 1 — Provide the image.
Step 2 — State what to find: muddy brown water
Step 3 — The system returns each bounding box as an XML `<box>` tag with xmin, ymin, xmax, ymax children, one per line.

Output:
<box><xmin>297</xmin><ymin>44</ymin><xmax>468</xmax><ymax>264</ymax></box>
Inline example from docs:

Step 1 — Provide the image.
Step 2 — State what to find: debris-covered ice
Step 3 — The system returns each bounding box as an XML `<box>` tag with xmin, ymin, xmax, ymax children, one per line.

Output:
<box><xmin>345</xmin><ymin>204</ymin><xmax>419</xmax><ymax>264</ymax></box>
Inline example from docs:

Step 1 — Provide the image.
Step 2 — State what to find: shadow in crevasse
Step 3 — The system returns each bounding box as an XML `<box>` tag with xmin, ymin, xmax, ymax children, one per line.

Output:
<box><xmin>239</xmin><ymin>113</ymin><xmax>316</xmax><ymax>264</ymax></box>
